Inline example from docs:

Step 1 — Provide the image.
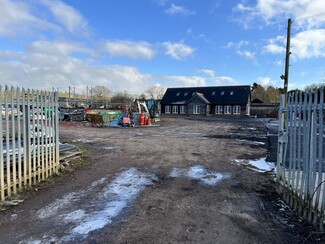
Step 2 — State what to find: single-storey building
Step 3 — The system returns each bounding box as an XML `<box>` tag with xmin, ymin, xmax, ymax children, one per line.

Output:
<box><xmin>160</xmin><ymin>85</ymin><xmax>251</xmax><ymax>116</ymax></box>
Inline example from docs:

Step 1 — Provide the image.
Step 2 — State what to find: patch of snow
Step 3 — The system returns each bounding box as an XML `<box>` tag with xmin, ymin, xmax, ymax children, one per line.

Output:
<box><xmin>36</xmin><ymin>192</ymin><xmax>80</xmax><ymax>219</ymax></box>
<box><xmin>63</xmin><ymin>210</ymin><xmax>86</xmax><ymax>223</ymax></box>
<box><xmin>34</xmin><ymin>168</ymin><xmax>157</xmax><ymax>243</ymax></box>
<box><xmin>74</xmin><ymin>138</ymin><xmax>102</xmax><ymax>143</ymax></box>
<box><xmin>170</xmin><ymin>165</ymin><xmax>229</xmax><ymax>186</ymax></box>
<box><xmin>234</xmin><ymin>157</ymin><xmax>275</xmax><ymax>173</ymax></box>
<box><xmin>236</xmin><ymin>139</ymin><xmax>265</xmax><ymax>145</ymax></box>
<box><xmin>71</xmin><ymin>168</ymin><xmax>157</xmax><ymax>236</ymax></box>
<box><xmin>234</xmin><ymin>159</ymin><xmax>245</xmax><ymax>164</ymax></box>
<box><xmin>37</xmin><ymin>178</ymin><xmax>107</xmax><ymax>219</ymax></box>
<box><xmin>178</xmin><ymin>132</ymin><xmax>202</xmax><ymax>135</ymax></box>
<box><xmin>248</xmin><ymin>157</ymin><xmax>274</xmax><ymax>172</ymax></box>
<box><xmin>103</xmin><ymin>146</ymin><xmax>116</xmax><ymax>150</ymax></box>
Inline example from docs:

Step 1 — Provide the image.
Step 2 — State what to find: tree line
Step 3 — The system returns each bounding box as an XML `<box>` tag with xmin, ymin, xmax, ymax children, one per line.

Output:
<box><xmin>59</xmin><ymin>85</ymin><xmax>166</xmax><ymax>103</ymax></box>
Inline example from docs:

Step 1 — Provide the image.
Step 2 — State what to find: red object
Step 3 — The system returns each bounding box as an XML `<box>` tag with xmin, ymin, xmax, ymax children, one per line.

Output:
<box><xmin>146</xmin><ymin>116</ymin><xmax>151</xmax><ymax>125</ymax></box>
<box><xmin>140</xmin><ymin>111</ymin><xmax>145</xmax><ymax>125</ymax></box>
<box><xmin>123</xmin><ymin>117</ymin><xmax>131</xmax><ymax>124</ymax></box>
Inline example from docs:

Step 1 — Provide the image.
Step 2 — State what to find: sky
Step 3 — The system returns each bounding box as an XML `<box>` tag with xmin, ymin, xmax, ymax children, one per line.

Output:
<box><xmin>0</xmin><ymin>0</ymin><xmax>325</xmax><ymax>95</ymax></box>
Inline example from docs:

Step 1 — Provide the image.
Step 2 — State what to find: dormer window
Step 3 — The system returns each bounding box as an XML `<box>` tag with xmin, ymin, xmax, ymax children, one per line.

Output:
<box><xmin>230</xmin><ymin>91</ymin><xmax>234</xmax><ymax>95</ymax></box>
<box><xmin>212</xmin><ymin>91</ymin><xmax>216</xmax><ymax>95</ymax></box>
<box><xmin>176</xmin><ymin>92</ymin><xmax>180</xmax><ymax>96</ymax></box>
<box><xmin>221</xmin><ymin>91</ymin><xmax>225</xmax><ymax>95</ymax></box>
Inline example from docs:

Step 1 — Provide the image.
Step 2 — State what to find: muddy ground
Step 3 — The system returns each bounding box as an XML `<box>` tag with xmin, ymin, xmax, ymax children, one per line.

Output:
<box><xmin>0</xmin><ymin>118</ymin><xmax>323</xmax><ymax>243</ymax></box>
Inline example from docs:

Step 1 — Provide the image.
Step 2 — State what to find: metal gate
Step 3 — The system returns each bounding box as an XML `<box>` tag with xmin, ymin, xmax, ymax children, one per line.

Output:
<box><xmin>0</xmin><ymin>86</ymin><xmax>59</xmax><ymax>200</ymax></box>
<box><xmin>277</xmin><ymin>90</ymin><xmax>325</xmax><ymax>230</ymax></box>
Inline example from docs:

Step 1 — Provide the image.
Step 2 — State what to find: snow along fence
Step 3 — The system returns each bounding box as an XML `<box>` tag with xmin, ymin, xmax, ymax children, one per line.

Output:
<box><xmin>277</xmin><ymin>90</ymin><xmax>325</xmax><ymax>230</ymax></box>
<box><xmin>0</xmin><ymin>85</ymin><xmax>59</xmax><ymax>200</ymax></box>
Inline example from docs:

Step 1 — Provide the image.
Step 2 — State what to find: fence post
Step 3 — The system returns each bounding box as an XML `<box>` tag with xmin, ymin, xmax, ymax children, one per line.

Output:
<box><xmin>0</xmin><ymin>86</ymin><xmax>4</xmax><ymax>200</ymax></box>
<box><xmin>277</xmin><ymin>95</ymin><xmax>287</xmax><ymax>194</ymax></box>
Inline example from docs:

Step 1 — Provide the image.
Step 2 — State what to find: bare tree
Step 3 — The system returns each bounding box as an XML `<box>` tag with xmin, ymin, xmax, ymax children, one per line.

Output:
<box><xmin>305</xmin><ymin>83</ymin><xmax>325</xmax><ymax>92</ymax></box>
<box><xmin>92</xmin><ymin>86</ymin><xmax>112</xmax><ymax>101</ymax></box>
<box><xmin>145</xmin><ymin>85</ymin><xmax>165</xmax><ymax>99</ymax></box>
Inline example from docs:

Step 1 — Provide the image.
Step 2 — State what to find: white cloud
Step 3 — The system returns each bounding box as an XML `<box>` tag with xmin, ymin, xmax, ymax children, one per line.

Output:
<box><xmin>237</xmin><ymin>50</ymin><xmax>256</xmax><ymax>60</ymax></box>
<box><xmin>0</xmin><ymin>47</ymin><xmax>154</xmax><ymax>94</ymax></box>
<box><xmin>28</xmin><ymin>40</ymin><xmax>94</xmax><ymax>57</ymax></box>
<box><xmin>256</xmin><ymin>77</ymin><xmax>277</xmax><ymax>87</ymax></box>
<box><xmin>165</xmin><ymin>76</ymin><xmax>206</xmax><ymax>87</ymax></box>
<box><xmin>226</xmin><ymin>40</ymin><xmax>249</xmax><ymax>49</ymax></box>
<box><xmin>186</xmin><ymin>28</ymin><xmax>207</xmax><ymax>41</ymax></box>
<box><xmin>41</xmin><ymin>0</ymin><xmax>89</xmax><ymax>35</ymax></box>
<box><xmin>234</xmin><ymin>0</ymin><xmax>325</xmax><ymax>29</ymax></box>
<box><xmin>163</xmin><ymin>41</ymin><xmax>195</xmax><ymax>60</ymax></box>
<box><xmin>199</xmin><ymin>69</ymin><xmax>236</xmax><ymax>84</ymax></box>
<box><xmin>211</xmin><ymin>76</ymin><xmax>236</xmax><ymax>84</ymax></box>
<box><xmin>103</xmin><ymin>40</ymin><xmax>155</xmax><ymax>60</ymax></box>
<box><xmin>0</xmin><ymin>0</ymin><xmax>60</xmax><ymax>37</ymax></box>
<box><xmin>200</xmin><ymin>69</ymin><xmax>215</xmax><ymax>77</ymax></box>
<box><xmin>265</xmin><ymin>29</ymin><xmax>325</xmax><ymax>60</ymax></box>
<box><xmin>291</xmin><ymin>29</ymin><xmax>325</xmax><ymax>59</ymax></box>
<box><xmin>165</xmin><ymin>3</ymin><xmax>196</xmax><ymax>16</ymax></box>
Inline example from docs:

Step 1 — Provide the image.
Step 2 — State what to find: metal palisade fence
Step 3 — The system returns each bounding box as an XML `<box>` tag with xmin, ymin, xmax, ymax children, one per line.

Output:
<box><xmin>277</xmin><ymin>90</ymin><xmax>325</xmax><ymax>230</ymax></box>
<box><xmin>0</xmin><ymin>85</ymin><xmax>59</xmax><ymax>200</ymax></box>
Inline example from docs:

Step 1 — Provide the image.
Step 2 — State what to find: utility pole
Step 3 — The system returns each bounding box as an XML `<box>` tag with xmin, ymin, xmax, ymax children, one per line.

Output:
<box><xmin>283</xmin><ymin>18</ymin><xmax>292</xmax><ymax>105</ymax></box>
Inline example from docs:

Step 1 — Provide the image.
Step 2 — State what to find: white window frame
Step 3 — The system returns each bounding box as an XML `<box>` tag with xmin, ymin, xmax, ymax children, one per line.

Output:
<box><xmin>193</xmin><ymin>105</ymin><xmax>200</xmax><ymax>114</ymax></box>
<box><xmin>172</xmin><ymin>105</ymin><xmax>178</xmax><ymax>114</ymax></box>
<box><xmin>224</xmin><ymin>105</ymin><xmax>232</xmax><ymax>114</ymax></box>
<box><xmin>165</xmin><ymin>105</ymin><xmax>171</xmax><ymax>114</ymax></box>
<box><xmin>180</xmin><ymin>105</ymin><xmax>186</xmax><ymax>114</ymax></box>
<box><xmin>215</xmin><ymin>105</ymin><xmax>223</xmax><ymax>114</ymax></box>
<box><xmin>233</xmin><ymin>105</ymin><xmax>241</xmax><ymax>115</ymax></box>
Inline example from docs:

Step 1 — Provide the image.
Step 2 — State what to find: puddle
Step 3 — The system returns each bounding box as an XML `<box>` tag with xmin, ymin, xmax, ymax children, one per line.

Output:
<box><xmin>31</xmin><ymin>169</ymin><xmax>157</xmax><ymax>243</ymax></box>
<box><xmin>170</xmin><ymin>165</ymin><xmax>229</xmax><ymax>185</ymax></box>
<box><xmin>235</xmin><ymin>158</ymin><xmax>275</xmax><ymax>173</ymax></box>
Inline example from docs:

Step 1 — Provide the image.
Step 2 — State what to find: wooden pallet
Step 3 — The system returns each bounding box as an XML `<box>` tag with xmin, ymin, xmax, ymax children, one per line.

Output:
<box><xmin>87</xmin><ymin>114</ymin><xmax>104</xmax><ymax>127</ymax></box>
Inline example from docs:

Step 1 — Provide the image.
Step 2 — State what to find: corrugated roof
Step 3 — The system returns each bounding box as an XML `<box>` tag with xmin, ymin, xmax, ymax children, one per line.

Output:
<box><xmin>161</xmin><ymin>85</ymin><xmax>251</xmax><ymax>105</ymax></box>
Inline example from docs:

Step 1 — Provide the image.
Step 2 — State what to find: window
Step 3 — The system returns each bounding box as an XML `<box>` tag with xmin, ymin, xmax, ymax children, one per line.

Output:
<box><xmin>230</xmin><ymin>91</ymin><xmax>234</xmax><ymax>95</ymax></box>
<box><xmin>215</xmin><ymin>105</ymin><xmax>223</xmax><ymax>114</ymax></box>
<box><xmin>193</xmin><ymin>105</ymin><xmax>200</xmax><ymax>114</ymax></box>
<box><xmin>176</xmin><ymin>92</ymin><xmax>180</xmax><ymax>96</ymax></box>
<box><xmin>165</xmin><ymin>105</ymin><xmax>171</xmax><ymax>113</ymax></box>
<box><xmin>224</xmin><ymin>105</ymin><xmax>232</xmax><ymax>114</ymax></box>
<box><xmin>221</xmin><ymin>91</ymin><xmax>225</xmax><ymax>95</ymax></box>
<box><xmin>180</xmin><ymin>105</ymin><xmax>186</xmax><ymax>114</ymax></box>
<box><xmin>212</xmin><ymin>91</ymin><xmax>216</xmax><ymax>95</ymax></box>
<box><xmin>184</xmin><ymin>92</ymin><xmax>188</xmax><ymax>96</ymax></box>
<box><xmin>172</xmin><ymin>105</ymin><xmax>178</xmax><ymax>114</ymax></box>
<box><xmin>233</xmin><ymin>105</ymin><xmax>241</xmax><ymax>115</ymax></box>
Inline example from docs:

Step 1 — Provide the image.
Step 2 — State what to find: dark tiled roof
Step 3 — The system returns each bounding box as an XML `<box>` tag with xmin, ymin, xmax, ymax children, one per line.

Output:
<box><xmin>186</xmin><ymin>92</ymin><xmax>210</xmax><ymax>104</ymax></box>
<box><xmin>161</xmin><ymin>85</ymin><xmax>251</xmax><ymax>105</ymax></box>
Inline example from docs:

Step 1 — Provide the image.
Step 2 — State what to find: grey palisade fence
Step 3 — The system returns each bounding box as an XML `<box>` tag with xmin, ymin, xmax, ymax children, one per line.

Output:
<box><xmin>277</xmin><ymin>90</ymin><xmax>325</xmax><ymax>230</ymax></box>
<box><xmin>0</xmin><ymin>86</ymin><xmax>59</xmax><ymax>200</ymax></box>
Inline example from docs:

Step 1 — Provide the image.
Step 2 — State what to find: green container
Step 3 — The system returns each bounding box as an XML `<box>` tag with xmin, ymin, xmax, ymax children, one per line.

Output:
<box><xmin>99</xmin><ymin>111</ymin><xmax>123</xmax><ymax>123</ymax></box>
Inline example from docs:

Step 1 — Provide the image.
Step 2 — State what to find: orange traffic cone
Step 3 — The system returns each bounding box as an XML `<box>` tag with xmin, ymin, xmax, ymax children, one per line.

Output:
<box><xmin>140</xmin><ymin>111</ymin><xmax>145</xmax><ymax>125</ymax></box>
<box><xmin>146</xmin><ymin>116</ymin><xmax>151</xmax><ymax>125</ymax></box>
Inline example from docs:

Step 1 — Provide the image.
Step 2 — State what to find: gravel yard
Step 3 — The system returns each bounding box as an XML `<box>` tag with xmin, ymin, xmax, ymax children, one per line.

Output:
<box><xmin>0</xmin><ymin>118</ymin><xmax>322</xmax><ymax>243</ymax></box>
